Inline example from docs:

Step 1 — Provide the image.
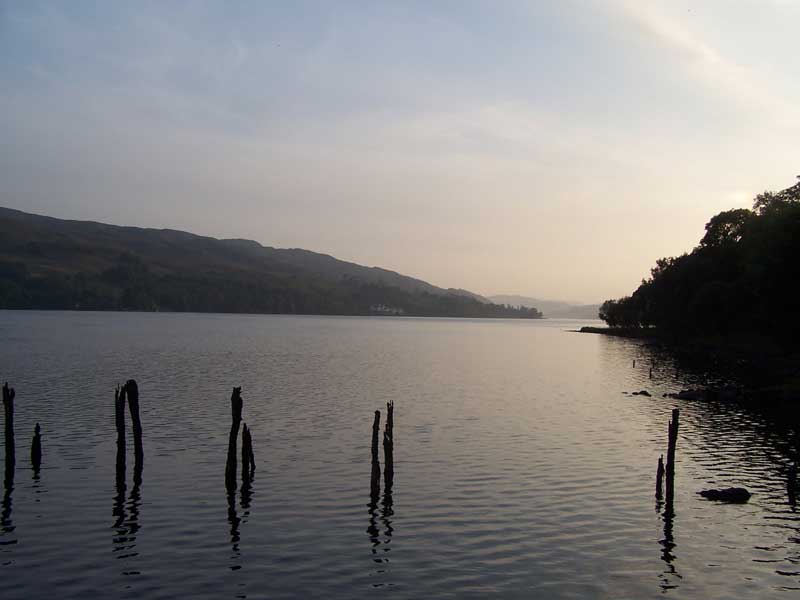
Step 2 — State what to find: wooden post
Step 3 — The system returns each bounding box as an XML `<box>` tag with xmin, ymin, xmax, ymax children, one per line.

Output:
<box><xmin>3</xmin><ymin>382</ymin><xmax>16</xmax><ymax>487</ymax></box>
<box><xmin>655</xmin><ymin>454</ymin><xmax>664</xmax><ymax>499</ymax></box>
<box><xmin>633</xmin><ymin>359</ymin><xmax>636</xmax><ymax>368</ymax></box>
<box><xmin>125</xmin><ymin>379</ymin><xmax>144</xmax><ymax>469</ymax></box>
<box><xmin>115</xmin><ymin>384</ymin><xmax>126</xmax><ymax>488</ymax></box>
<box><xmin>225</xmin><ymin>387</ymin><xmax>243</xmax><ymax>492</ymax></box>
<box><xmin>665</xmin><ymin>408</ymin><xmax>679</xmax><ymax>508</ymax></box>
<box><xmin>31</xmin><ymin>423</ymin><xmax>42</xmax><ymax>473</ymax></box>
<box><xmin>371</xmin><ymin>410</ymin><xmax>381</xmax><ymax>464</ymax></box>
<box><xmin>241</xmin><ymin>423</ymin><xmax>249</xmax><ymax>481</ymax></box>
<box><xmin>649</xmin><ymin>367</ymin><xmax>653</xmax><ymax>379</ymax></box>
<box><xmin>789</xmin><ymin>463</ymin><xmax>797</xmax><ymax>506</ymax></box>
<box><xmin>383</xmin><ymin>401</ymin><xmax>394</xmax><ymax>489</ymax></box>
<box><xmin>370</xmin><ymin>410</ymin><xmax>381</xmax><ymax>500</ymax></box>
<box><xmin>368</xmin><ymin>409</ymin><xmax>382</xmax><ymax>553</ymax></box>
<box><xmin>241</xmin><ymin>423</ymin><xmax>255</xmax><ymax>481</ymax></box>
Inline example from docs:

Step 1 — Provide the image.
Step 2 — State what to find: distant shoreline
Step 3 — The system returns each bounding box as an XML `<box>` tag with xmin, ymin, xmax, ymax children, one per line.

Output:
<box><xmin>0</xmin><ymin>308</ymin><xmax>544</xmax><ymax>320</ymax></box>
<box><xmin>580</xmin><ymin>326</ymin><xmax>800</xmax><ymax>407</ymax></box>
<box><xmin>578</xmin><ymin>326</ymin><xmax>658</xmax><ymax>339</ymax></box>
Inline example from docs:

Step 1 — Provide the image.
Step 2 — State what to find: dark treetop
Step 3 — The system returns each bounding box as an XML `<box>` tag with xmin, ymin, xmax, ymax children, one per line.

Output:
<box><xmin>598</xmin><ymin>177</ymin><xmax>800</xmax><ymax>344</ymax></box>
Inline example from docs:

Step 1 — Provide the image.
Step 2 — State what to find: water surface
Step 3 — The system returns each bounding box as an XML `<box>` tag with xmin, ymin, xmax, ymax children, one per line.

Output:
<box><xmin>1</xmin><ymin>312</ymin><xmax>799</xmax><ymax>598</ymax></box>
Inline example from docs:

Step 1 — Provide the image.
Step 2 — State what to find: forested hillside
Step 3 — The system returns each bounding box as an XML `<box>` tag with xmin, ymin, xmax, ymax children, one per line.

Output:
<box><xmin>0</xmin><ymin>207</ymin><xmax>542</xmax><ymax>319</ymax></box>
<box><xmin>598</xmin><ymin>178</ymin><xmax>800</xmax><ymax>342</ymax></box>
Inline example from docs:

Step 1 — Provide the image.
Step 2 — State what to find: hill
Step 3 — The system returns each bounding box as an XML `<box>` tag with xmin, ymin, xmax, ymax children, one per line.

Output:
<box><xmin>489</xmin><ymin>295</ymin><xmax>599</xmax><ymax>319</ymax></box>
<box><xmin>0</xmin><ymin>207</ymin><xmax>542</xmax><ymax>319</ymax></box>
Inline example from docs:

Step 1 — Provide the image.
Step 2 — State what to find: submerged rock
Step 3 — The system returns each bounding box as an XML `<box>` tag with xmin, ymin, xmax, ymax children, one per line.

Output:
<box><xmin>667</xmin><ymin>386</ymin><xmax>743</xmax><ymax>402</ymax></box>
<box><xmin>698</xmin><ymin>487</ymin><xmax>751</xmax><ymax>503</ymax></box>
<box><xmin>669</xmin><ymin>389</ymin><xmax>708</xmax><ymax>401</ymax></box>
<box><xmin>632</xmin><ymin>390</ymin><xmax>651</xmax><ymax>397</ymax></box>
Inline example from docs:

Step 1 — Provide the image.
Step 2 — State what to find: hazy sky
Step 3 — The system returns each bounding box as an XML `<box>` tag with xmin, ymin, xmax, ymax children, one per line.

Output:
<box><xmin>1</xmin><ymin>1</ymin><xmax>798</xmax><ymax>302</ymax></box>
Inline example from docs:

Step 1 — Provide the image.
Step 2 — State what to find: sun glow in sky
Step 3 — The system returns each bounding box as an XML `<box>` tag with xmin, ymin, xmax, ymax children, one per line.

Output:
<box><xmin>1</xmin><ymin>1</ymin><xmax>798</xmax><ymax>302</ymax></box>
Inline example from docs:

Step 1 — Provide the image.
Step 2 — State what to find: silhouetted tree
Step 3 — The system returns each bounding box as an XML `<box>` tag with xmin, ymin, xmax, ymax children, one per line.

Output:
<box><xmin>599</xmin><ymin>176</ymin><xmax>800</xmax><ymax>341</ymax></box>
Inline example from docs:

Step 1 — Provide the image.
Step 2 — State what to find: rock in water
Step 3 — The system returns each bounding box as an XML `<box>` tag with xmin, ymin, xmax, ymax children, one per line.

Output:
<box><xmin>669</xmin><ymin>389</ymin><xmax>708</xmax><ymax>401</ymax></box>
<box><xmin>699</xmin><ymin>487</ymin><xmax>751</xmax><ymax>503</ymax></box>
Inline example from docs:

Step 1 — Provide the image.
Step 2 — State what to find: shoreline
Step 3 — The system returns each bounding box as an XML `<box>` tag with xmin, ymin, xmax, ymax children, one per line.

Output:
<box><xmin>580</xmin><ymin>326</ymin><xmax>800</xmax><ymax>408</ymax></box>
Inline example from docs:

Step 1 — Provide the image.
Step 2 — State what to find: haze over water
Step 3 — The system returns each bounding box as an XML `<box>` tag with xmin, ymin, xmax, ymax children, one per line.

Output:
<box><xmin>1</xmin><ymin>311</ymin><xmax>798</xmax><ymax>599</ymax></box>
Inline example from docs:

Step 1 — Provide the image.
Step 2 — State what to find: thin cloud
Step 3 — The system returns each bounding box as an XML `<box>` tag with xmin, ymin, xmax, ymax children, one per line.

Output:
<box><xmin>609</xmin><ymin>0</ymin><xmax>800</xmax><ymax>128</ymax></box>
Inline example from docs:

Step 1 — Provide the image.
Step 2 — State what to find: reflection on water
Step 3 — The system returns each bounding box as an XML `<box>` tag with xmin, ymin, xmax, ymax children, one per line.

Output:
<box><xmin>227</xmin><ymin>491</ymin><xmax>241</xmax><ymax>569</ymax></box>
<box><xmin>227</xmin><ymin>474</ymin><xmax>255</xmax><ymax>572</ymax></box>
<box><xmin>367</xmin><ymin>469</ymin><xmax>380</xmax><ymax>562</ymax></box>
<box><xmin>112</xmin><ymin>456</ymin><xmax>142</xmax><ymax>574</ymax></box>
<box><xmin>1</xmin><ymin>464</ymin><xmax>13</xmax><ymax>555</ymax></box>
<box><xmin>366</xmin><ymin>447</ymin><xmax>395</xmax><ymax>585</ymax></box>
<box><xmin>380</xmin><ymin>467</ymin><xmax>394</xmax><ymax>561</ymax></box>
<box><xmin>658</xmin><ymin>499</ymin><xmax>681</xmax><ymax>591</ymax></box>
<box><xmin>4</xmin><ymin>313</ymin><xmax>800</xmax><ymax>598</ymax></box>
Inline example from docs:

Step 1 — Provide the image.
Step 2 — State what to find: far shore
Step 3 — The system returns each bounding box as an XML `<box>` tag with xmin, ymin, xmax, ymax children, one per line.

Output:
<box><xmin>578</xmin><ymin>326</ymin><xmax>658</xmax><ymax>339</ymax></box>
<box><xmin>580</xmin><ymin>326</ymin><xmax>800</xmax><ymax>408</ymax></box>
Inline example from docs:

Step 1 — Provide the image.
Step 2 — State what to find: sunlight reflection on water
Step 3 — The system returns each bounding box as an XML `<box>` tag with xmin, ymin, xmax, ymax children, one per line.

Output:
<box><xmin>0</xmin><ymin>311</ymin><xmax>799</xmax><ymax>598</ymax></box>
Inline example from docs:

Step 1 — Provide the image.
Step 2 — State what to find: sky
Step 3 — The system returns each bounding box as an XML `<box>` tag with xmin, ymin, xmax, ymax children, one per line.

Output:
<box><xmin>1</xmin><ymin>1</ymin><xmax>799</xmax><ymax>303</ymax></box>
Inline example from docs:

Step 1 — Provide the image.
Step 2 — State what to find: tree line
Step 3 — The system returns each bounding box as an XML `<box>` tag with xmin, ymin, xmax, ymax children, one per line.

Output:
<box><xmin>0</xmin><ymin>252</ymin><xmax>542</xmax><ymax>319</ymax></box>
<box><xmin>599</xmin><ymin>177</ymin><xmax>800</xmax><ymax>342</ymax></box>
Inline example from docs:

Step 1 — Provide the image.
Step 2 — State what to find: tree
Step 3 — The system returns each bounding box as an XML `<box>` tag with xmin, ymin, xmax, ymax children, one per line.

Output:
<box><xmin>699</xmin><ymin>208</ymin><xmax>753</xmax><ymax>248</ymax></box>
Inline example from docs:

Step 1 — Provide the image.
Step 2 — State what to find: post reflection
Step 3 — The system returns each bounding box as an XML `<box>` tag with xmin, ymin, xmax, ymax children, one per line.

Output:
<box><xmin>227</xmin><ymin>467</ymin><xmax>255</xmax><ymax>571</ymax></box>
<box><xmin>367</xmin><ymin>457</ymin><xmax>381</xmax><ymax>562</ymax></box>
<box><xmin>380</xmin><ymin>465</ymin><xmax>394</xmax><ymax>557</ymax></box>
<box><xmin>227</xmin><ymin>491</ymin><xmax>241</xmax><ymax>569</ymax></box>
<box><xmin>657</xmin><ymin>482</ymin><xmax>681</xmax><ymax>591</ymax></box>
<box><xmin>112</xmin><ymin>446</ymin><xmax>143</xmax><ymax>574</ymax></box>
<box><xmin>1</xmin><ymin>457</ymin><xmax>13</xmax><ymax>543</ymax></box>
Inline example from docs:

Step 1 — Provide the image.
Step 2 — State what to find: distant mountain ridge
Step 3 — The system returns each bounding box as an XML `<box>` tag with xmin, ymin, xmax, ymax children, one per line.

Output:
<box><xmin>489</xmin><ymin>295</ymin><xmax>599</xmax><ymax>319</ymax></box>
<box><xmin>0</xmin><ymin>206</ymin><xmax>541</xmax><ymax>319</ymax></box>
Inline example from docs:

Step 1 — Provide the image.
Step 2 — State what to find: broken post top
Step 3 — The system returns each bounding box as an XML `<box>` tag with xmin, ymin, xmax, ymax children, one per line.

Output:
<box><xmin>34</xmin><ymin>423</ymin><xmax>40</xmax><ymax>435</ymax></box>
<box><xmin>125</xmin><ymin>379</ymin><xmax>139</xmax><ymax>398</ymax></box>
<box><xmin>231</xmin><ymin>387</ymin><xmax>243</xmax><ymax>422</ymax></box>
<box><xmin>372</xmin><ymin>410</ymin><xmax>381</xmax><ymax>436</ymax></box>
<box><xmin>2</xmin><ymin>381</ymin><xmax>14</xmax><ymax>404</ymax></box>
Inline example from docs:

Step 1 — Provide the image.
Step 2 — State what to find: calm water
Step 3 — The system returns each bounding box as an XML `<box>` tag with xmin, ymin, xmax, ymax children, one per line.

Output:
<box><xmin>1</xmin><ymin>311</ymin><xmax>799</xmax><ymax>599</ymax></box>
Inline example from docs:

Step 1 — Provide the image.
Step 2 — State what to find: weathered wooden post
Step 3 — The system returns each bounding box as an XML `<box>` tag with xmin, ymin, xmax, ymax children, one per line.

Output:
<box><xmin>633</xmin><ymin>359</ymin><xmax>636</xmax><ymax>368</ymax></box>
<box><xmin>370</xmin><ymin>410</ymin><xmax>381</xmax><ymax>498</ymax></box>
<box><xmin>241</xmin><ymin>423</ymin><xmax>250</xmax><ymax>482</ymax></box>
<box><xmin>241</xmin><ymin>423</ymin><xmax>255</xmax><ymax>481</ymax></box>
<box><xmin>649</xmin><ymin>367</ymin><xmax>653</xmax><ymax>379</ymax></box>
<box><xmin>115</xmin><ymin>384</ymin><xmax>127</xmax><ymax>487</ymax></box>
<box><xmin>31</xmin><ymin>423</ymin><xmax>42</xmax><ymax>473</ymax></box>
<box><xmin>371</xmin><ymin>410</ymin><xmax>381</xmax><ymax>465</ymax></box>
<box><xmin>367</xmin><ymin>410</ymin><xmax>381</xmax><ymax>553</ymax></box>
<box><xmin>665</xmin><ymin>408</ymin><xmax>679</xmax><ymax>507</ymax></box>
<box><xmin>655</xmin><ymin>454</ymin><xmax>664</xmax><ymax>499</ymax></box>
<box><xmin>225</xmin><ymin>387</ymin><xmax>243</xmax><ymax>492</ymax></box>
<box><xmin>125</xmin><ymin>379</ymin><xmax>144</xmax><ymax>469</ymax></box>
<box><xmin>789</xmin><ymin>463</ymin><xmax>797</xmax><ymax>506</ymax></box>
<box><xmin>383</xmin><ymin>401</ymin><xmax>394</xmax><ymax>489</ymax></box>
<box><xmin>3</xmin><ymin>382</ymin><xmax>16</xmax><ymax>486</ymax></box>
